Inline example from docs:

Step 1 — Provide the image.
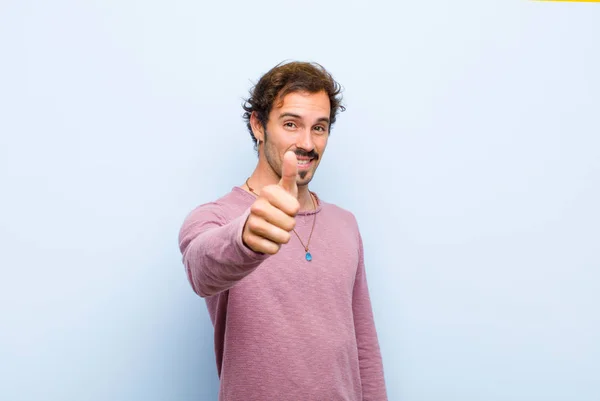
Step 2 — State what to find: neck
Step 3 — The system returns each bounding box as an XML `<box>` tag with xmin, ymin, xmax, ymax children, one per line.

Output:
<box><xmin>244</xmin><ymin>165</ymin><xmax>316</xmax><ymax>212</ymax></box>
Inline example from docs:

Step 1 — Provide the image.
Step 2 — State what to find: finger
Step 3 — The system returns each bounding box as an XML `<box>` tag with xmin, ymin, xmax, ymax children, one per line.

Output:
<box><xmin>244</xmin><ymin>233</ymin><xmax>281</xmax><ymax>255</ymax></box>
<box><xmin>248</xmin><ymin>216</ymin><xmax>292</xmax><ymax>245</ymax></box>
<box><xmin>278</xmin><ymin>151</ymin><xmax>298</xmax><ymax>197</ymax></box>
<box><xmin>260</xmin><ymin>186</ymin><xmax>300</xmax><ymax>217</ymax></box>
<box><xmin>251</xmin><ymin>199</ymin><xmax>296</xmax><ymax>232</ymax></box>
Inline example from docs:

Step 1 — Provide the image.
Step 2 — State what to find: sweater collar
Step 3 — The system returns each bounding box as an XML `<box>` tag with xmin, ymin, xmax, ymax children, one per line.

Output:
<box><xmin>232</xmin><ymin>186</ymin><xmax>323</xmax><ymax>216</ymax></box>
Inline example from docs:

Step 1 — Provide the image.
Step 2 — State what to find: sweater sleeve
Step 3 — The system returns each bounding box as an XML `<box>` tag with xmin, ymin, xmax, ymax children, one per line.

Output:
<box><xmin>178</xmin><ymin>202</ymin><xmax>270</xmax><ymax>298</ymax></box>
<box><xmin>353</xmin><ymin>231</ymin><xmax>388</xmax><ymax>400</ymax></box>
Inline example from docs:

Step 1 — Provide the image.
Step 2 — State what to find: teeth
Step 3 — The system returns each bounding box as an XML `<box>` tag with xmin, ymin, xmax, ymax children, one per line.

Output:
<box><xmin>298</xmin><ymin>160</ymin><xmax>311</xmax><ymax>165</ymax></box>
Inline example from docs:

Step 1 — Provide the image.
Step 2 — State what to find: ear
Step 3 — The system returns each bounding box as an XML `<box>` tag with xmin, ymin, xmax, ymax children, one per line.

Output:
<box><xmin>250</xmin><ymin>111</ymin><xmax>265</xmax><ymax>143</ymax></box>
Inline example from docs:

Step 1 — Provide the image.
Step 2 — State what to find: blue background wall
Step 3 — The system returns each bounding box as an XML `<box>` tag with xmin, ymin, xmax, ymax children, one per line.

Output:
<box><xmin>1</xmin><ymin>1</ymin><xmax>598</xmax><ymax>400</ymax></box>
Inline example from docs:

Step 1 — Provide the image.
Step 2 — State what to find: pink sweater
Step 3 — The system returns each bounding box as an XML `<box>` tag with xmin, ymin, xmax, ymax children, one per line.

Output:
<box><xmin>178</xmin><ymin>187</ymin><xmax>387</xmax><ymax>400</ymax></box>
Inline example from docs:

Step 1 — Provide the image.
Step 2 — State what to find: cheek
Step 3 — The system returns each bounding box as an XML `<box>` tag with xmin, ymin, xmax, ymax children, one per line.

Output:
<box><xmin>316</xmin><ymin>140</ymin><xmax>328</xmax><ymax>157</ymax></box>
<box><xmin>271</xmin><ymin>133</ymin><xmax>294</xmax><ymax>151</ymax></box>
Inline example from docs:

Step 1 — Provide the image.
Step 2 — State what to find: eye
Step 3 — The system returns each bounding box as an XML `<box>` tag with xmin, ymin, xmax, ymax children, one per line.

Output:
<box><xmin>314</xmin><ymin>125</ymin><xmax>327</xmax><ymax>133</ymax></box>
<box><xmin>284</xmin><ymin>122</ymin><xmax>297</xmax><ymax>129</ymax></box>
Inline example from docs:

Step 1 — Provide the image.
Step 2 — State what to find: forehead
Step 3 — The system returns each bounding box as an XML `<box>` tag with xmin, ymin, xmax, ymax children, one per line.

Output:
<box><xmin>273</xmin><ymin>90</ymin><xmax>331</xmax><ymax>117</ymax></box>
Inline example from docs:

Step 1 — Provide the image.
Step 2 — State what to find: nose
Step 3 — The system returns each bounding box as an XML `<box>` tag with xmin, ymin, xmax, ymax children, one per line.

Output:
<box><xmin>296</xmin><ymin>128</ymin><xmax>315</xmax><ymax>153</ymax></box>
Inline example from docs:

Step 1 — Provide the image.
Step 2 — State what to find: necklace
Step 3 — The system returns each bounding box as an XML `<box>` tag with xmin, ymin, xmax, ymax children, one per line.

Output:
<box><xmin>245</xmin><ymin>177</ymin><xmax>317</xmax><ymax>262</ymax></box>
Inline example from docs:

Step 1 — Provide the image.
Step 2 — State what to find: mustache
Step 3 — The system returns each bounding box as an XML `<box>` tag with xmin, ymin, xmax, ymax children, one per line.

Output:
<box><xmin>294</xmin><ymin>149</ymin><xmax>319</xmax><ymax>160</ymax></box>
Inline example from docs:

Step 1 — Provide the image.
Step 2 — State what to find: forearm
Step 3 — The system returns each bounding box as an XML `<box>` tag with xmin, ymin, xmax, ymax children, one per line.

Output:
<box><xmin>353</xmin><ymin>233</ymin><xmax>388</xmax><ymax>400</ymax></box>
<box><xmin>353</xmin><ymin>296</ymin><xmax>387</xmax><ymax>400</ymax></box>
<box><xmin>180</xmin><ymin>207</ymin><xmax>269</xmax><ymax>297</ymax></box>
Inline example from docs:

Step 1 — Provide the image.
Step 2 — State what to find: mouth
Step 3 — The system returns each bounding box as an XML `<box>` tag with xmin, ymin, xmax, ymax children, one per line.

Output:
<box><xmin>296</xmin><ymin>157</ymin><xmax>314</xmax><ymax>170</ymax></box>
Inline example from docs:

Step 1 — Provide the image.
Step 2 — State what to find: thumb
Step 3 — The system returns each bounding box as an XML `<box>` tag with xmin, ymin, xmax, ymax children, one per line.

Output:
<box><xmin>278</xmin><ymin>151</ymin><xmax>298</xmax><ymax>196</ymax></box>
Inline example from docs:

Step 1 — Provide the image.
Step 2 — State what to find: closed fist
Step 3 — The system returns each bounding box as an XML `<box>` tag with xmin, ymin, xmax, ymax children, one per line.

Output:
<box><xmin>242</xmin><ymin>151</ymin><xmax>300</xmax><ymax>255</ymax></box>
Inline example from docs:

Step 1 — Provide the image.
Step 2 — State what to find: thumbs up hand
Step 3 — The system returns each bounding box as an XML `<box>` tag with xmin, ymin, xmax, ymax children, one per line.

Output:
<box><xmin>278</xmin><ymin>150</ymin><xmax>299</xmax><ymax>198</ymax></box>
<box><xmin>242</xmin><ymin>151</ymin><xmax>301</xmax><ymax>255</ymax></box>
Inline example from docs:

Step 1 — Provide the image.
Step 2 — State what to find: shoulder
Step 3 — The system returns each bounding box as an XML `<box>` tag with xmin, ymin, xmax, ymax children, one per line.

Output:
<box><xmin>181</xmin><ymin>187</ymin><xmax>253</xmax><ymax>226</ymax></box>
<box><xmin>319</xmin><ymin>198</ymin><xmax>361</xmax><ymax>233</ymax></box>
<box><xmin>178</xmin><ymin>188</ymin><xmax>253</xmax><ymax>251</ymax></box>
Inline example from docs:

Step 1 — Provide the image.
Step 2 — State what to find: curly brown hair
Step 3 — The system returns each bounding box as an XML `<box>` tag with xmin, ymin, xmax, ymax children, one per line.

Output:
<box><xmin>242</xmin><ymin>61</ymin><xmax>345</xmax><ymax>152</ymax></box>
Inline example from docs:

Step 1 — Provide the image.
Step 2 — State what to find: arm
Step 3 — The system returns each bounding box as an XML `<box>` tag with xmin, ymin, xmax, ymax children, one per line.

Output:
<box><xmin>178</xmin><ymin>203</ymin><xmax>269</xmax><ymax>298</ymax></box>
<box><xmin>353</xmin><ymin>232</ymin><xmax>388</xmax><ymax>400</ymax></box>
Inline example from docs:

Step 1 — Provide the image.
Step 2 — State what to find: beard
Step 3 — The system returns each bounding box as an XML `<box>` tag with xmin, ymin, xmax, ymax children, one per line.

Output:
<box><xmin>263</xmin><ymin>130</ymin><xmax>319</xmax><ymax>185</ymax></box>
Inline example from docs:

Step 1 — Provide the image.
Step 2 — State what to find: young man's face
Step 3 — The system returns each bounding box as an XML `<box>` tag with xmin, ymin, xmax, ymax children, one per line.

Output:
<box><xmin>257</xmin><ymin>90</ymin><xmax>331</xmax><ymax>187</ymax></box>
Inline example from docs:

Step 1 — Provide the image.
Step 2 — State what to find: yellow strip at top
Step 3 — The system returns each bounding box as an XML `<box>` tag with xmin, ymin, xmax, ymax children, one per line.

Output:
<box><xmin>533</xmin><ymin>0</ymin><xmax>600</xmax><ymax>2</ymax></box>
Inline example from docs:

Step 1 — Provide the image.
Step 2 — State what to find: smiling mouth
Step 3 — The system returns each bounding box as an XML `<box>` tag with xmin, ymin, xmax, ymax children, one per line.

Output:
<box><xmin>296</xmin><ymin>158</ymin><xmax>313</xmax><ymax>170</ymax></box>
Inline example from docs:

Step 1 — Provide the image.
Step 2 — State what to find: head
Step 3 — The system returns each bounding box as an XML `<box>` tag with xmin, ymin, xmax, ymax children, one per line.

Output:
<box><xmin>242</xmin><ymin>61</ymin><xmax>344</xmax><ymax>186</ymax></box>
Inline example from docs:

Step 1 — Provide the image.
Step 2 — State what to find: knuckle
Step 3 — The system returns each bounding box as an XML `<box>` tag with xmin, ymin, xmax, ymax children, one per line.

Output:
<box><xmin>288</xmin><ymin>218</ymin><xmax>297</xmax><ymax>231</ymax></box>
<box><xmin>282</xmin><ymin>232</ymin><xmax>291</xmax><ymax>244</ymax></box>
<box><xmin>261</xmin><ymin>185</ymin><xmax>274</xmax><ymax>198</ymax></box>
<box><xmin>250</xmin><ymin>200</ymin><xmax>265</xmax><ymax>215</ymax></box>
<box><xmin>290</xmin><ymin>200</ymin><xmax>300</xmax><ymax>215</ymax></box>
<box><xmin>271</xmin><ymin>186</ymin><xmax>285</xmax><ymax>199</ymax></box>
<box><xmin>271</xmin><ymin>226</ymin><xmax>283</xmax><ymax>242</ymax></box>
<box><xmin>244</xmin><ymin>234</ymin><xmax>256</xmax><ymax>248</ymax></box>
<box><xmin>265</xmin><ymin>243</ymin><xmax>278</xmax><ymax>255</ymax></box>
<box><xmin>247</xmin><ymin>217</ymin><xmax>260</xmax><ymax>233</ymax></box>
<box><xmin>281</xmin><ymin>217</ymin><xmax>295</xmax><ymax>232</ymax></box>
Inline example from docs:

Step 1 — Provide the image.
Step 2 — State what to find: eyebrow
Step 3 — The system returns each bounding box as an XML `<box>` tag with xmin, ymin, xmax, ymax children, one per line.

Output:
<box><xmin>279</xmin><ymin>113</ymin><xmax>330</xmax><ymax>125</ymax></box>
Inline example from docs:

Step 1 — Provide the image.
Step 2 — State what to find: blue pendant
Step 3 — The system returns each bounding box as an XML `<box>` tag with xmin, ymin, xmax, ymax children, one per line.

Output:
<box><xmin>305</xmin><ymin>252</ymin><xmax>312</xmax><ymax>261</ymax></box>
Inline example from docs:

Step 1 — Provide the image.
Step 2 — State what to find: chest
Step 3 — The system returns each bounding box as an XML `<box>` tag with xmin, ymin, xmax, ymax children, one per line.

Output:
<box><xmin>232</xmin><ymin>220</ymin><xmax>360</xmax><ymax>311</ymax></box>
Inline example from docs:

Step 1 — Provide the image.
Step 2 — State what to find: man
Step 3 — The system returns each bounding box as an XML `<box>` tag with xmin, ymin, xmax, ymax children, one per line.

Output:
<box><xmin>178</xmin><ymin>61</ymin><xmax>387</xmax><ymax>400</ymax></box>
